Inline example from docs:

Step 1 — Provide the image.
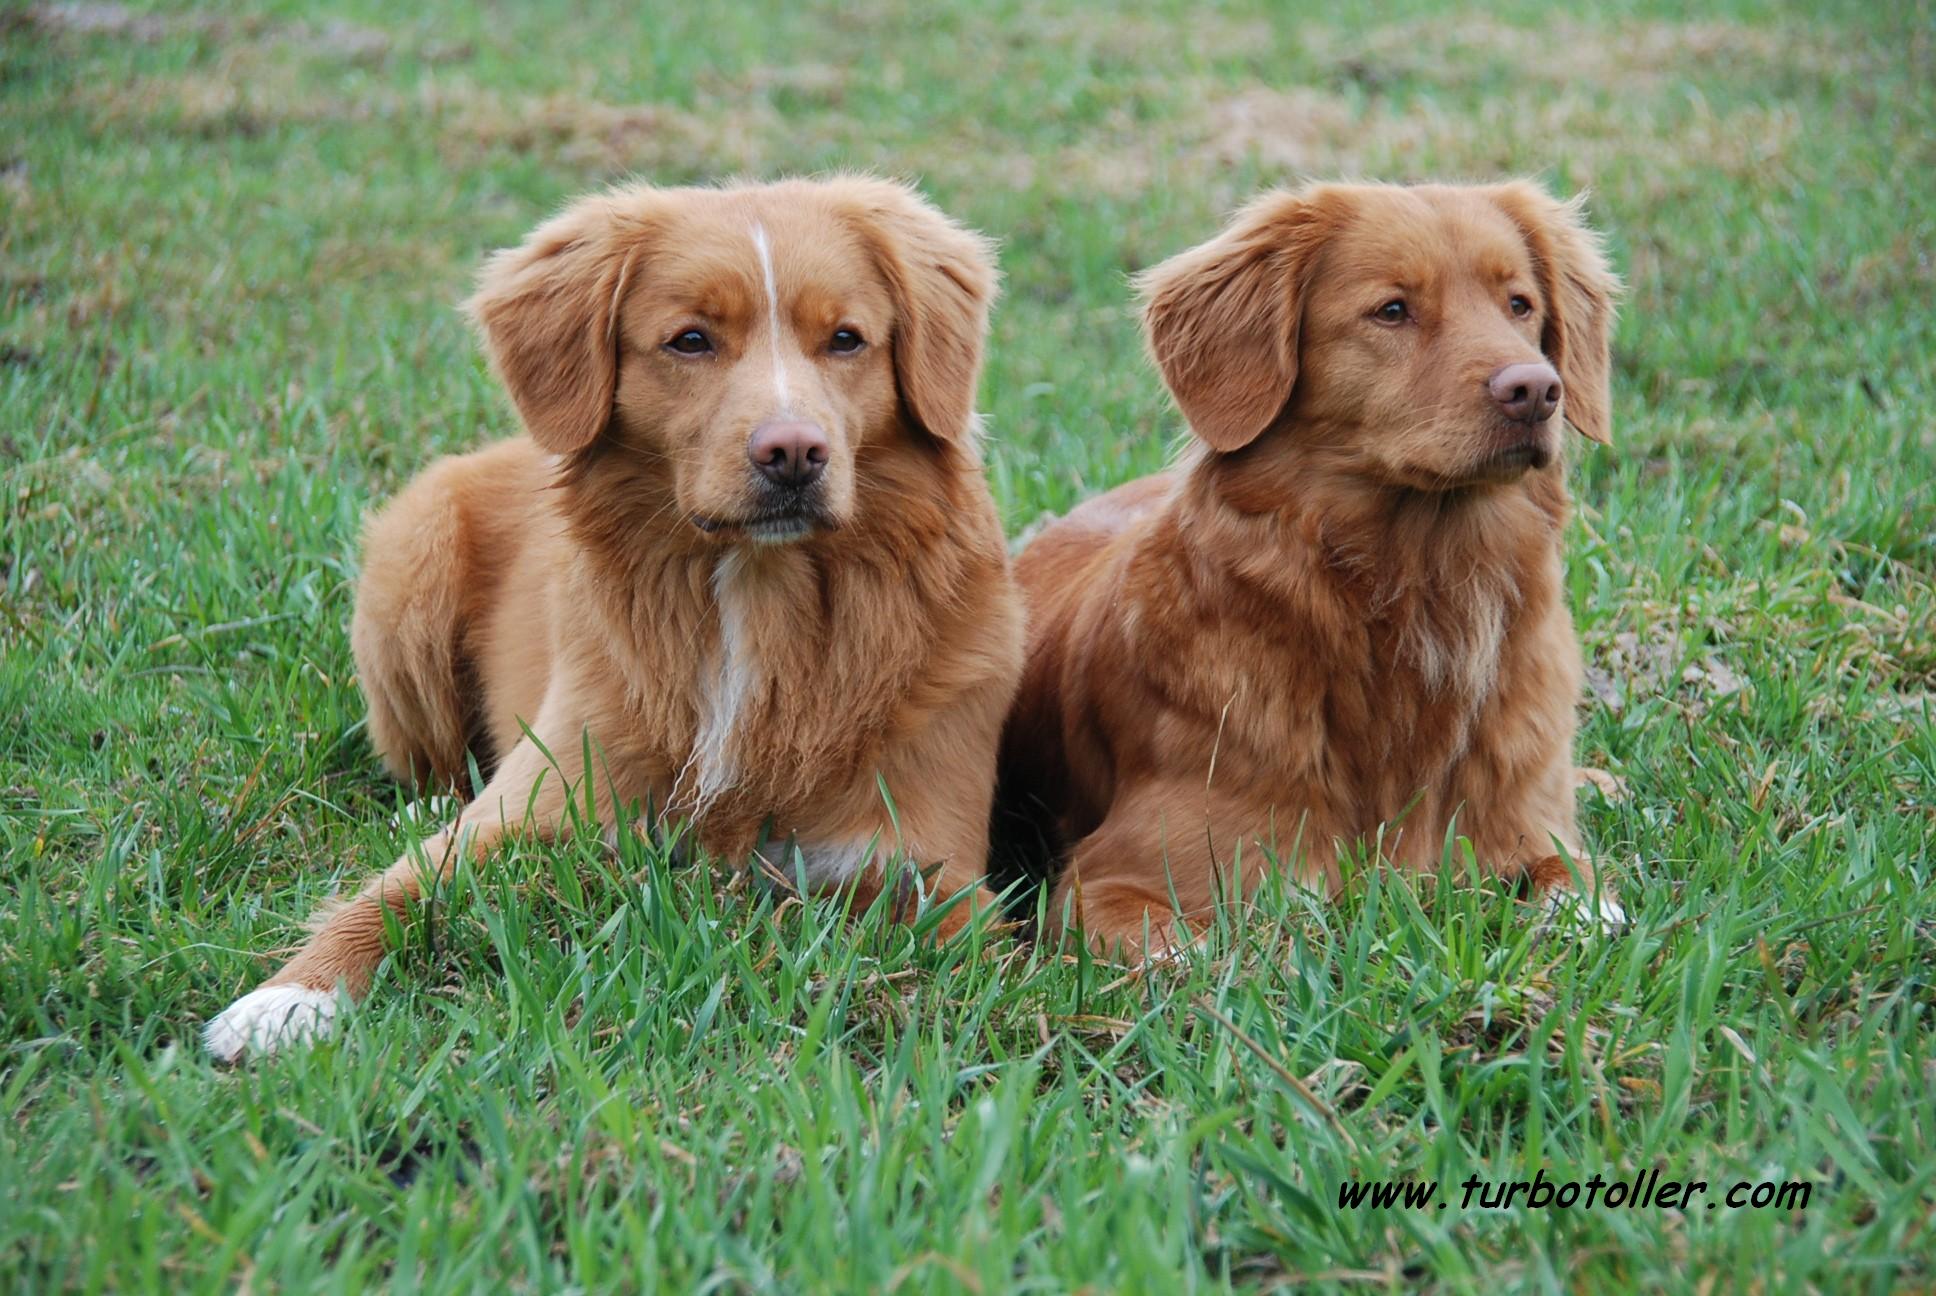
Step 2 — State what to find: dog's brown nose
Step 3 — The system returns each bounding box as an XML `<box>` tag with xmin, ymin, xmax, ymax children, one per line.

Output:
<box><xmin>748</xmin><ymin>420</ymin><xmax>829</xmax><ymax>487</ymax></box>
<box><xmin>1488</xmin><ymin>362</ymin><xmax>1563</xmax><ymax>424</ymax></box>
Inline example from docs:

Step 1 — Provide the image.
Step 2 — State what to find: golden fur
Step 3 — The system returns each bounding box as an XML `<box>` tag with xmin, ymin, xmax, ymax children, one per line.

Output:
<box><xmin>995</xmin><ymin>181</ymin><xmax>1621</xmax><ymax>957</ymax></box>
<box><xmin>208</xmin><ymin>177</ymin><xmax>1023</xmax><ymax>1057</ymax></box>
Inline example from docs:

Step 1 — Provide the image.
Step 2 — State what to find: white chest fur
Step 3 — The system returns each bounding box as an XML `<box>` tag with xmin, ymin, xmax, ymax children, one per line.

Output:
<box><xmin>685</xmin><ymin>550</ymin><xmax>761</xmax><ymax>811</ymax></box>
<box><xmin>674</xmin><ymin>556</ymin><xmax>898</xmax><ymax>888</ymax></box>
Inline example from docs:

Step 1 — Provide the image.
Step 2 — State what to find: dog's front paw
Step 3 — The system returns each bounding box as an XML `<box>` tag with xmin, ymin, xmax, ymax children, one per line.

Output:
<box><xmin>203</xmin><ymin>985</ymin><xmax>340</xmax><ymax>1063</ymax></box>
<box><xmin>1540</xmin><ymin>885</ymin><xmax>1629</xmax><ymax>935</ymax></box>
<box><xmin>389</xmin><ymin>795</ymin><xmax>459</xmax><ymax>830</ymax></box>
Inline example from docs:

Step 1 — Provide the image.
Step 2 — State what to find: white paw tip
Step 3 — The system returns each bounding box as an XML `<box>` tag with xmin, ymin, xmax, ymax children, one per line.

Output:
<box><xmin>1542</xmin><ymin>887</ymin><xmax>1629</xmax><ymax>934</ymax></box>
<box><xmin>203</xmin><ymin>985</ymin><xmax>340</xmax><ymax>1062</ymax></box>
<box><xmin>1136</xmin><ymin>929</ymin><xmax>1209</xmax><ymax>968</ymax></box>
<box><xmin>390</xmin><ymin>795</ymin><xmax>458</xmax><ymax>830</ymax></box>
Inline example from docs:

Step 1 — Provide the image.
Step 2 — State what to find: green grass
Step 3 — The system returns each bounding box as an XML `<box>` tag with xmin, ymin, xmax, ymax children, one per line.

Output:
<box><xmin>4</xmin><ymin>0</ymin><xmax>1933</xmax><ymax>1290</ymax></box>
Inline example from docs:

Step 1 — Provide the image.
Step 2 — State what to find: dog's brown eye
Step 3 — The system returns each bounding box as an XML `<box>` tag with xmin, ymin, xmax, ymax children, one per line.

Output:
<box><xmin>666</xmin><ymin>329</ymin><xmax>713</xmax><ymax>355</ymax></box>
<box><xmin>1509</xmin><ymin>295</ymin><xmax>1534</xmax><ymax>318</ymax></box>
<box><xmin>1373</xmin><ymin>299</ymin><xmax>1408</xmax><ymax>325</ymax></box>
<box><xmin>829</xmin><ymin>328</ymin><xmax>865</xmax><ymax>354</ymax></box>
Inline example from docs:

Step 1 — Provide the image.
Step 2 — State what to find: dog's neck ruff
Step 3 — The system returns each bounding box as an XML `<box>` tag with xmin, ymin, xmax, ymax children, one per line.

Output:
<box><xmin>1182</xmin><ymin>454</ymin><xmax>1554</xmax><ymax>704</ymax></box>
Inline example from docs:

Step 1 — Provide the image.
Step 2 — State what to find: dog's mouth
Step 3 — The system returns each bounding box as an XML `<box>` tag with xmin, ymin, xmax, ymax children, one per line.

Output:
<box><xmin>1473</xmin><ymin>439</ymin><xmax>1554</xmax><ymax>480</ymax></box>
<box><xmin>690</xmin><ymin>507</ymin><xmax>837</xmax><ymax>545</ymax></box>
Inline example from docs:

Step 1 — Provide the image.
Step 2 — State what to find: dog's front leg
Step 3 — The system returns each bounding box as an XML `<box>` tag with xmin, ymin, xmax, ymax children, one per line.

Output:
<box><xmin>1466</xmin><ymin>771</ymin><xmax>1627</xmax><ymax>934</ymax></box>
<box><xmin>204</xmin><ymin>698</ymin><xmax>609</xmax><ymax>1061</ymax></box>
<box><xmin>1046</xmin><ymin>779</ymin><xmax>1339</xmax><ymax>963</ymax></box>
<box><xmin>823</xmin><ymin>673</ymin><xmax>1024</xmax><ymax>942</ymax></box>
<box><xmin>1522</xmin><ymin>848</ymin><xmax>1628</xmax><ymax>933</ymax></box>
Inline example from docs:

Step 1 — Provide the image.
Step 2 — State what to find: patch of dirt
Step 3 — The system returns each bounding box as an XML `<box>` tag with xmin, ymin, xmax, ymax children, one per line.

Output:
<box><xmin>56</xmin><ymin>10</ymin><xmax>1832</xmax><ymax>209</ymax></box>
<box><xmin>1192</xmin><ymin>84</ymin><xmax>1801</xmax><ymax>192</ymax></box>
<box><xmin>443</xmin><ymin>92</ymin><xmax>788</xmax><ymax>175</ymax></box>
<box><xmin>25</xmin><ymin>2</ymin><xmax>225</xmax><ymax>42</ymax></box>
<box><xmin>973</xmin><ymin>13</ymin><xmax>1837</xmax><ymax>203</ymax></box>
<box><xmin>1301</xmin><ymin>16</ymin><xmax>1867</xmax><ymax>91</ymax></box>
<box><xmin>1585</xmin><ymin>627</ymin><xmax>1747</xmax><ymax>715</ymax></box>
<box><xmin>306</xmin><ymin>19</ymin><xmax>389</xmax><ymax>64</ymax></box>
<box><xmin>954</xmin><ymin>17</ymin><xmax>1812</xmax><ymax>205</ymax></box>
<box><xmin>713</xmin><ymin>62</ymin><xmax>850</xmax><ymax>102</ymax></box>
<box><xmin>26</xmin><ymin>3</ymin><xmax>388</xmax><ymax>62</ymax></box>
<box><xmin>73</xmin><ymin>69</ymin><xmax>795</xmax><ymax>176</ymax></box>
<box><xmin>1022</xmin><ymin>9</ymin><xmax>1276</xmax><ymax>63</ymax></box>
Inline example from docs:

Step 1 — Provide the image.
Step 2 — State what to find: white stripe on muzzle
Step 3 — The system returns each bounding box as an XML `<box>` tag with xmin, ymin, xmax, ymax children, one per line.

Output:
<box><xmin>751</xmin><ymin>223</ymin><xmax>790</xmax><ymax>410</ymax></box>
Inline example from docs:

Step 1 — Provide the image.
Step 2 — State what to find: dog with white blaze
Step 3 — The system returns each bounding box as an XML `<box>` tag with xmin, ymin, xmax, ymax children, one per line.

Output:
<box><xmin>206</xmin><ymin>177</ymin><xmax>1023</xmax><ymax>1060</ymax></box>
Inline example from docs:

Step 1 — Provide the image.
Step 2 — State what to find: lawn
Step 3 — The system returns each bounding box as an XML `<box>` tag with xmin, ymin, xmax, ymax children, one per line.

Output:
<box><xmin>3</xmin><ymin>0</ymin><xmax>1933</xmax><ymax>1291</ymax></box>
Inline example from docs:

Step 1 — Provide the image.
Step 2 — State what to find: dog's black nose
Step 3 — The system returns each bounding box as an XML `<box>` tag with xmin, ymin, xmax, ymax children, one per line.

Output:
<box><xmin>1488</xmin><ymin>362</ymin><xmax>1562</xmax><ymax>424</ymax></box>
<box><xmin>748</xmin><ymin>419</ymin><xmax>829</xmax><ymax>487</ymax></box>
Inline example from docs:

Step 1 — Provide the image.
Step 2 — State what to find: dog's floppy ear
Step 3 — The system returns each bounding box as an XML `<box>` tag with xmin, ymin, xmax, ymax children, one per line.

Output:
<box><xmin>466</xmin><ymin>190</ymin><xmax>644</xmax><ymax>455</ymax></box>
<box><xmin>1137</xmin><ymin>188</ymin><xmax>1336</xmax><ymax>453</ymax></box>
<box><xmin>1488</xmin><ymin>182</ymin><xmax>1622</xmax><ymax>446</ymax></box>
<box><xmin>842</xmin><ymin>178</ymin><xmax>999</xmax><ymax>446</ymax></box>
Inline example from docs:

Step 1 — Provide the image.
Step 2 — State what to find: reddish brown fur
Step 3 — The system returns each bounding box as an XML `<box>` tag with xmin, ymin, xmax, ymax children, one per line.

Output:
<box><xmin>222</xmin><ymin>177</ymin><xmax>1022</xmax><ymax>1029</ymax></box>
<box><xmin>998</xmin><ymin>181</ymin><xmax>1620</xmax><ymax>957</ymax></box>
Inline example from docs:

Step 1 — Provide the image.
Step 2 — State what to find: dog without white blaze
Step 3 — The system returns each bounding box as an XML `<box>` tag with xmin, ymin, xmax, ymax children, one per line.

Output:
<box><xmin>994</xmin><ymin>181</ymin><xmax>1626</xmax><ymax>959</ymax></box>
